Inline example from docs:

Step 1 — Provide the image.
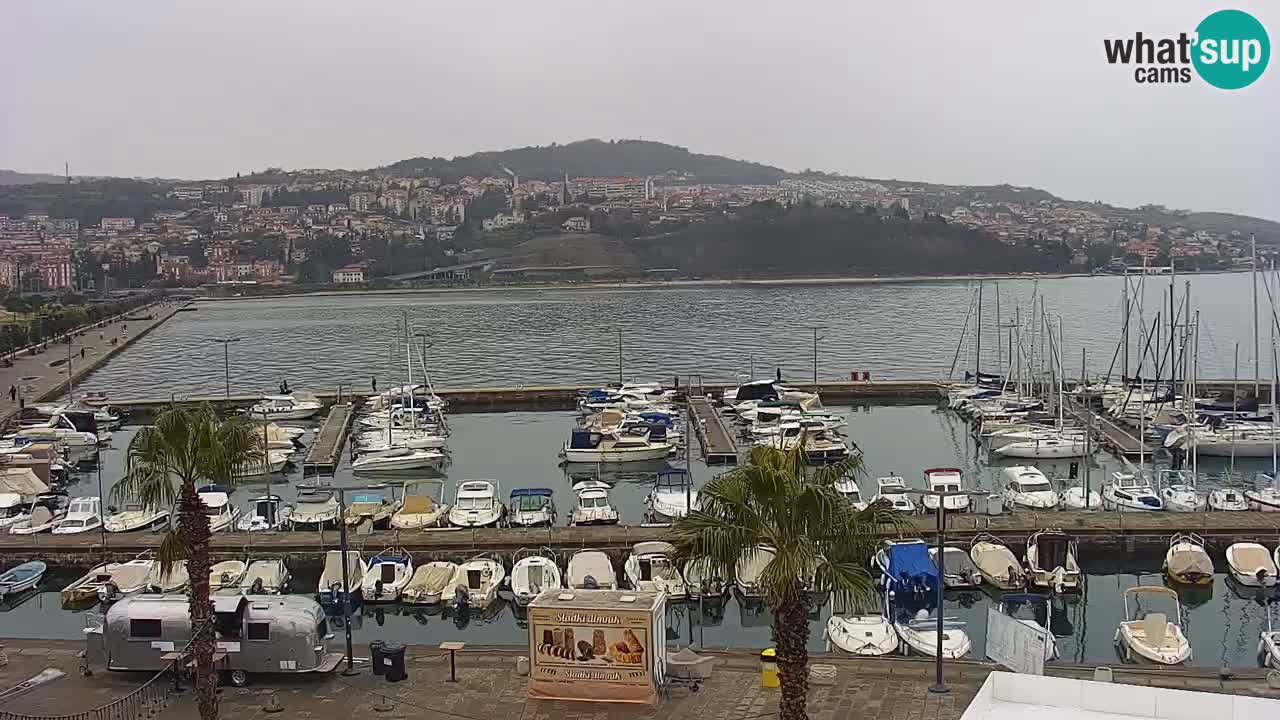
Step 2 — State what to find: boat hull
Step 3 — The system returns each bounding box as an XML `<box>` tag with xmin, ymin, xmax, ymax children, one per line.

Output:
<box><xmin>562</xmin><ymin>446</ymin><xmax>672</xmax><ymax>463</ymax></box>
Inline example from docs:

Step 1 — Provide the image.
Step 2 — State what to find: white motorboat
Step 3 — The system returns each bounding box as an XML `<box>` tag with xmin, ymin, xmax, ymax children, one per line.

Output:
<box><xmin>288</xmin><ymin>489</ymin><xmax>340</xmax><ymax>528</ymax></box>
<box><xmin>509</xmin><ymin>549</ymin><xmax>563</xmax><ymax>607</ymax></box>
<box><xmin>508</xmin><ymin>488</ymin><xmax>557</xmax><ymax>527</ymax></box>
<box><xmin>242</xmin><ymin>559</ymin><xmax>290</xmax><ymax>594</ymax></box>
<box><xmin>1163</xmin><ymin>533</ymin><xmax>1214</xmax><ymax>586</ymax></box>
<box><xmin>872</xmin><ymin>476</ymin><xmax>915</xmax><ymax>513</ymax></box>
<box><xmin>1025</xmin><ymin>529</ymin><xmax>1081</xmax><ymax>593</ymax></box>
<box><xmin>236</xmin><ymin>495</ymin><xmax>291</xmax><ymax>532</ymax></box>
<box><xmin>390</xmin><ymin>481</ymin><xmax>449</xmax><ymax>529</ymax></box>
<box><xmin>355</xmin><ymin>429</ymin><xmax>447</xmax><ymax>453</ymax></box>
<box><xmin>996</xmin><ymin>594</ymin><xmax>1059</xmax><ymax>661</ymax></box>
<box><xmin>1157</xmin><ymin>470</ymin><xmax>1206</xmax><ymax>512</ymax></box>
<box><xmin>969</xmin><ymin>534</ymin><xmax>1025</xmax><ymax>590</ymax></box>
<box><xmin>757</xmin><ymin>423</ymin><xmax>853</xmax><ymax>464</ymax></box>
<box><xmin>834</xmin><ymin>477</ymin><xmax>868</xmax><ymax>510</ymax></box>
<box><xmin>986</xmin><ymin>426</ymin><xmax>1081</xmax><ymax>450</ymax></box>
<box><xmin>992</xmin><ymin>434</ymin><xmax>1089</xmax><ymax>459</ymax></box>
<box><xmin>1002</xmin><ymin>466</ymin><xmax>1060</xmax><ymax>510</ymax></box>
<box><xmin>1260</xmin><ymin>603</ymin><xmax>1280</xmax><ymax>669</ymax></box>
<box><xmin>234</xmin><ymin>450</ymin><xmax>291</xmax><ymax>477</ymax></box>
<box><xmin>646</xmin><ymin>469</ymin><xmax>699</xmax><ymax>522</ymax></box>
<box><xmin>1061</xmin><ymin>483</ymin><xmax>1103</xmax><ymax>510</ymax></box>
<box><xmin>209</xmin><ymin>560</ymin><xmax>247</xmax><ymax>591</ymax></box>
<box><xmin>567</xmin><ymin>549</ymin><xmax>618</xmax><ymax>590</ymax></box>
<box><xmin>255</xmin><ymin>422</ymin><xmax>303</xmax><ymax>451</ymax></box>
<box><xmin>623</xmin><ymin>541</ymin><xmax>687</xmax><ymax>598</ymax></box>
<box><xmin>0</xmin><ymin>493</ymin><xmax>30</xmax><ymax>530</ymax></box>
<box><xmin>682</xmin><ymin>557</ymin><xmax>729</xmax><ymax>601</ymax></box>
<box><xmin>15</xmin><ymin>413</ymin><xmax>99</xmax><ymax>448</ymax></box>
<box><xmin>569</xmin><ymin>481</ymin><xmax>620</xmax><ymax>526</ymax></box>
<box><xmin>894</xmin><ymin>606</ymin><xmax>971</xmax><ymax>659</ymax></box>
<box><xmin>929</xmin><ymin>546</ymin><xmax>982</xmax><ymax>589</ymax></box>
<box><xmin>0</xmin><ymin>560</ymin><xmax>47</xmax><ymax>599</ymax></box>
<box><xmin>826</xmin><ymin>606</ymin><xmax>899</xmax><ymax>656</ymax></box>
<box><xmin>8</xmin><ymin>498</ymin><xmax>66</xmax><ymax>535</ymax></box>
<box><xmin>735</xmin><ymin>546</ymin><xmax>775</xmax><ymax>602</ymax></box>
<box><xmin>318</xmin><ymin>550</ymin><xmax>366</xmax><ymax>611</ymax></box>
<box><xmin>1225</xmin><ymin>542</ymin><xmax>1278</xmax><ymax>587</ymax></box>
<box><xmin>248</xmin><ymin>393</ymin><xmax>323</xmax><ymax>420</ymax></box>
<box><xmin>1208</xmin><ymin>487</ymin><xmax>1251</xmax><ymax>511</ymax></box>
<box><xmin>52</xmin><ymin>496</ymin><xmax>102</xmax><ymax>535</ymax></box>
<box><xmin>361</xmin><ymin>548</ymin><xmax>414</xmax><ymax>602</ymax></box>
<box><xmin>562</xmin><ymin>428</ymin><xmax>672</xmax><ymax>463</ymax></box>
<box><xmin>197</xmin><ymin>485</ymin><xmax>241</xmax><ymax>532</ymax></box>
<box><xmin>352</xmin><ymin>447</ymin><xmax>445</xmax><ymax>474</ymax></box>
<box><xmin>921</xmin><ymin>468</ymin><xmax>970</xmax><ymax>512</ymax></box>
<box><xmin>449</xmin><ymin>556</ymin><xmax>505</xmax><ymax>609</ymax></box>
<box><xmin>144</xmin><ymin>560</ymin><xmax>189</xmax><ymax>593</ymax></box>
<box><xmin>1115</xmin><ymin>586</ymin><xmax>1192</xmax><ymax>665</ymax></box>
<box><xmin>1246</xmin><ymin>474</ymin><xmax>1280</xmax><ymax>511</ymax></box>
<box><xmin>447</xmin><ymin>479</ymin><xmax>505</xmax><ymax>528</ymax></box>
<box><xmin>1102</xmin><ymin>472</ymin><xmax>1164</xmax><ymax>512</ymax></box>
<box><xmin>104</xmin><ymin>503</ymin><xmax>169</xmax><ymax>533</ymax></box>
<box><xmin>344</xmin><ymin>490</ymin><xmax>400</xmax><ymax>529</ymax></box>
<box><xmin>1188</xmin><ymin>428</ymin><xmax>1280</xmax><ymax>457</ymax></box>
<box><xmin>403</xmin><ymin>561</ymin><xmax>458</xmax><ymax>605</ymax></box>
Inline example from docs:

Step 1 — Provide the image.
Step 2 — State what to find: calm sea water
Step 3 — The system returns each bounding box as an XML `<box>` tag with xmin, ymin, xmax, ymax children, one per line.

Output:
<box><xmin>79</xmin><ymin>273</ymin><xmax>1268</xmax><ymax>398</ymax></box>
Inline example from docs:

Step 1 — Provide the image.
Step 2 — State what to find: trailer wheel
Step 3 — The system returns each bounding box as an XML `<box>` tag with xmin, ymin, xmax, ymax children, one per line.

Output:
<box><xmin>229</xmin><ymin>669</ymin><xmax>250</xmax><ymax>687</ymax></box>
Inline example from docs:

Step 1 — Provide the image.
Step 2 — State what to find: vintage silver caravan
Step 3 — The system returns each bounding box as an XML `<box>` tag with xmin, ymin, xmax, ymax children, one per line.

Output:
<box><xmin>85</xmin><ymin>594</ymin><xmax>343</xmax><ymax>686</ymax></box>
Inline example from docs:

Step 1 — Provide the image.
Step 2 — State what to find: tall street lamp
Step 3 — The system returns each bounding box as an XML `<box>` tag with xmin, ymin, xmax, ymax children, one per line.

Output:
<box><xmin>209</xmin><ymin>337</ymin><xmax>241</xmax><ymax>398</ymax></box>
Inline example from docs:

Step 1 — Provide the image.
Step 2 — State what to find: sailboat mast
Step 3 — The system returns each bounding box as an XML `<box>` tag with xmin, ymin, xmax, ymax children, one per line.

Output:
<box><xmin>1122</xmin><ymin>271</ymin><xmax>1130</xmax><ymax>379</ymax></box>
<box><xmin>1253</xmin><ymin>234</ymin><xmax>1261</xmax><ymax>396</ymax></box>
<box><xmin>976</xmin><ymin>281</ymin><xmax>984</xmax><ymax>378</ymax></box>
<box><xmin>995</xmin><ymin>283</ymin><xmax>1002</xmax><ymax>375</ymax></box>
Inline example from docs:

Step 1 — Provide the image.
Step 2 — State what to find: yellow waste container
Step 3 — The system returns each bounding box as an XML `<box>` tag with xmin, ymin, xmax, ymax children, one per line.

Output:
<box><xmin>759</xmin><ymin>648</ymin><xmax>779</xmax><ymax>688</ymax></box>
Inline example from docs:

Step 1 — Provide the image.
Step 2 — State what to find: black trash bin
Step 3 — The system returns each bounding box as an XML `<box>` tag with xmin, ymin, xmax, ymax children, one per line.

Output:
<box><xmin>369</xmin><ymin>640</ymin><xmax>386</xmax><ymax>676</ymax></box>
<box><xmin>382</xmin><ymin>643</ymin><xmax>407</xmax><ymax>682</ymax></box>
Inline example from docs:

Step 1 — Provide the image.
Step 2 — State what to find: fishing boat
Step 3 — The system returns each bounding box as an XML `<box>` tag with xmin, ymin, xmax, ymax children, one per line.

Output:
<box><xmin>567</xmin><ymin>549</ymin><xmax>618</xmax><ymax>590</ymax></box>
<box><xmin>1225</xmin><ymin>542</ymin><xmax>1278</xmax><ymax>587</ymax></box>
<box><xmin>872</xmin><ymin>476</ymin><xmax>915</xmax><ymax>513</ymax></box>
<box><xmin>568</xmin><ymin>481</ymin><xmax>620</xmax><ymax>526</ymax></box>
<box><xmin>1102</xmin><ymin>472</ymin><xmax>1164</xmax><ymax>512</ymax></box>
<box><xmin>52</xmin><ymin>496</ymin><xmax>102</xmax><ymax>535</ymax></box>
<box><xmin>834</xmin><ymin>477</ymin><xmax>868</xmax><ymax>510</ymax></box>
<box><xmin>1157</xmin><ymin>470</ymin><xmax>1206</xmax><ymax>512</ymax></box>
<box><xmin>921</xmin><ymin>468</ymin><xmax>970</xmax><ymax>512</ymax></box>
<box><xmin>236</xmin><ymin>495</ymin><xmax>291</xmax><ymax>532</ymax></box>
<box><xmin>1001</xmin><ymin>466</ymin><xmax>1060</xmax><ymax>510</ymax></box>
<box><xmin>874</xmin><ymin>539</ymin><xmax>938</xmax><ymax>598</ymax></box>
<box><xmin>561</xmin><ymin>428</ymin><xmax>673</xmax><ymax>464</ymax></box>
<box><xmin>248</xmin><ymin>393</ymin><xmax>323</xmax><ymax>420</ymax></box>
<box><xmin>209</xmin><ymin>560</ymin><xmax>248</xmax><ymax>591</ymax></box>
<box><xmin>62</xmin><ymin>558</ymin><xmax>154</xmax><ymax>607</ymax></box>
<box><xmin>197</xmin><ymin>485</ymin><xmax>241</xmax><ymax>532</ymax></box>
<box><xmin>734</xmin><ymin>546</ymin><xmax>775</xmax><ymax>602</ymax></box>
<box><xmin>317</xmin><ymin>550</ymin><xmax>366</xmax><ymax>611</ymax></box>
<box><xmin>645</xmin><ymin>468</ymin><xmax>698</xmax><ymax>522</ymax></box>
<box><xmin>343</xmin><ymin>490</ymin><xmax>399</xmax><ymax>529</ymax></box>
<box><xmin>143</xmin><ymin>560</ymin><xmax>188</xmax><ymax>593</ymax></box>
<box><xmin>1163</xmin><ymin>533</ymin><xmax>1214</xmax><ymax>586</ymax></box>
<box><xmin>1114</xmin><ymin>586</ymin><xmax>1192</xmax><ymax>665</ymax></box>
<box><xmin>390</xmin><ymin>481</ymin><xmax>448</xmax><ymax>529</ymax></box>
<box><xmin>893</xmin><ymin>605</ymin><xmax>972</xmax><ymax>659</ymax></box>
<box><xmin>1025</xmin><ymin>529</ymin><xmax>1081</xmax><ymax>593</ymax></box>
<box><xmin>929</xmin><ymin>546</ymin><xmax>981</xmax><ymax>589</ymax></box>
<box><xmin>242</xmin><ymin>559</ymin><xmax>290</xmax><ymax>594</ymax></box>
<box><xmin>969</xmin><ymin>534</ymin><xmax>1025</xmax><ymax>590</ymax></box>
<box><xmin>447</xmin><ymin>479</ymin><xmax>505</xmax><ymax>528</ymax></box>
<box><xmin>1208</xmin><ymin>486</ymin><xmax>1251</xmax><ymax>512</ymax></box>
<box><xmin>623</xmin><ymin>541</ymin><xmax>687</xmax><ymax>598</ymax></box>
<box><xmin>0</xmin><ymin>561</ymin><xmax>47</xmax><ymax>599</ymax></box>
<box><xmin>509</xmin><ymin>549</ymin><xmax>562</xmax><ymax>607</ymax></box>
<box><xmin>288</xmin><ymin>489</ymin><xmax>339</xmax><ymax>529</ymax></box>
<box><xmin>1261</xmin><ymin>602</ymin><xmax>1280</xmax><ymax>669</ymax></box>
<box><xmin>352</xmin><ymin>447</ymin><xmax>445</xmax><ymax>474</ymax></box>
<box><xmin>826</xmin><ymin>602</ymin><xmax>899</xmax><ymax>656</ymax></box>
<box><xmin>997</xmin><ymin>594</ymin><xmax>1059</xmax><ymax>661</ymax></box>
<box><xmin>402</xmin><ymin>561</ymin><xmax>458</xmax><ymax>605</ymax></box>
<box><xmin>104</xmin><ymin>504</ymin><xmax>169</xmax><ymax>533</ymax></box>
<box><xmin>449</xmin><ymin>556</ymin><xmax>505</xmax><ymax>609</ymax></box>
<box><xmin>360</xmin><ymin>548</ymin><xmax>414</xmax><ymax>602</ymax></box>
<box><xmin>507</xmin><ymin>488</ymin><xmax>557</xmax><ymax>527</ymax></box>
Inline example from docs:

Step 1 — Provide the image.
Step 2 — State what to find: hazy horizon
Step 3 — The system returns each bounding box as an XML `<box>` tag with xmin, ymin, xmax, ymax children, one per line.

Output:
<box><xmin>2</xmin><ymin>0</ymin><xmax>1276</xmax><ymax>220</ymax></box>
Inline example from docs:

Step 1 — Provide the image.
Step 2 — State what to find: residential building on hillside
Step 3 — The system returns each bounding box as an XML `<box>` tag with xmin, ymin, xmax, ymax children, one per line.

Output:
<box><xmin>332</xmin><ymin>264</ymin><xmax>367</xmax><ymax>284</ymax></box>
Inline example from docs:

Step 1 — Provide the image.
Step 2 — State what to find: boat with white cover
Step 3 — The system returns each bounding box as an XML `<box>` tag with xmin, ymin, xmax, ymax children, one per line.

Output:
<box><xmin>1025</xmin><ymin>529</ymin><xmax>1081</xmax><ymax>593</ymax></box>
<box><xmin>209</xmin><ymin>560</ymin><xmax>247</xmax><ymax>591</ymax></box>
<box><xmin>1157</xmin><ymin>470</ymin><xmax>1206</xmax><ymax>512</ymax></box>
<box><xmin>402</xmin><ymin>561</ymin><xmax>457</xmax><ymax>605</ymax></box>
<box><xmin>893</xmin><ymin>605</ymin><xmax>971</xmax><ymax>659</ymax></box>
<box><xmin>569</xmin><ymin>481</ymin><xmax>619</xmax><ymax>526</ymax></box>
<box><xmin>509</xmin><ymin>549</ymin><xmax>562</xmax><ymax>607</ymax></box>
<box><xmin>449</xmin><ymin>556</ymin><xmax>504</xmax><ymax>609</ymax></box>
<box><xmin>447</xmin><ymin>479</ymin><xmax>504</xmax><ymax>528</ymax></box>
<box><xmin>567</xmin><ymin>549</ymin><xmax>618</xmax><ymax>590</ymax></box>
<box><xmin>143</xmin><ymin>560</ymin><xmax>188</xmax><ymax>593</ymax></box>
<box><xmin>390</xmin><ymin>481</ymin><xmax>448</xmax><ymax>529</ymax></box>
<box><xmin>361</xmin><ymin>548</ymin><xmax>413</xmax><ymax>602</ymax></box>
<box><xmin>872</xmin><ymin>476</ymin><xmax>914</xmax><ymax>513</ymax></box>
<box><xmin>288</xmin><ymin>489</ymin><xmax>339</xmax><ymax>528</ymax></box>
<box><xmin>921</xmin><ymin>468</ymin><xmax>970</xmax><ymax>512</ymax></box>
<box><xmin>1115</xmin><ymin>586</ymin><xmax>1192</xmax><ymax>665</ymax></box>
<box><xmin>104</xmin><ymin>504</ymin><xmax>169</xmax><ymax>533</ymax></box>
<box><xmin>1102</xmin><ymin>472</ymin><xmax>1163</xmax><ymax>512</ymax></box>
<box><xmin>969</xmin><ymin>534</ymin><xmax>1025</xmax><ymax>590</ymax></box>
<box><xmin>623</xmin><ymin>541</ymin><xmax>687</xmax><ymax>598</ymax></box>
<box><xmin>248</xmin><ymin>393</ymin><xmax>322</xmax><ymax>420</ymax></box>
<box><xmin>242</xmin><ymin>559</ymin><xmax>289</xmax><ymax>594</ymax></box>
<box><xmin>1002</xmin><ymin>466</ymin><xmax>1060</xmax><ymax>510</ymax></box>
<box><xmin>826</xmin><ymin>602</ymin><xmax>899</xmax><ymax>657</ymax></box>
<box><xmin>1225</xmin><ymin>542</ymin><xmax>1278</xmax><ymax>587</ymax></box>
<box><xmin>318</xmin><ymin>550</ymin><xmax>366</xmax><ymax>611</ymax></box>
<box><xmin>1163</xmin><ymin>533</ymin><xmax>1213</xmax><ymax>586</ymax></box>
<box><xmin>52</xmin><ymin>496</ymin><xmax>102</xmax><ymax>535</ymax></box>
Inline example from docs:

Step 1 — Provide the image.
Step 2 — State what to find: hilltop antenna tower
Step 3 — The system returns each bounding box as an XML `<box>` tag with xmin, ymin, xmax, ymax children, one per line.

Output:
<box><xmin>65</xmin><ymin>161</ymin><xmax>70</xmax><ymax>184</ymax></box>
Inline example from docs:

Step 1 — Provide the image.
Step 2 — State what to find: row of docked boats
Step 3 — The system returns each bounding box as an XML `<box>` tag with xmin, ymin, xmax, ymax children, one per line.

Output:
<box><xmin>49</xmin><ymin>552</ymin><xmax>292</xmax><ymax>609</ymax></box>
<box><xmin>562</xmin><ymin>383</ymin><xmax>681</xmax><ymax>463</ymax></box>
<box><xmin>723</xmin><ymin>380</ymin><xmax>857</xmax><ymax>464</ymax></box>
<box><xmin>350</xmin><ymin>384</ymin><xmax>450</xmax><ymax>474</ymax></box>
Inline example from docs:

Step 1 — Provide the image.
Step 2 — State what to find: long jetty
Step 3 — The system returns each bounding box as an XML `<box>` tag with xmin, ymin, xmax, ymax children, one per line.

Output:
<box><xmin>688</xmin><ymin>394</ymin><xmax>739</xmax><ymax>464</ymax></box>
<box><xmin>302</xmin><ymin>401</ymin><xmax>355</xmax><ymax>475</ymax></box>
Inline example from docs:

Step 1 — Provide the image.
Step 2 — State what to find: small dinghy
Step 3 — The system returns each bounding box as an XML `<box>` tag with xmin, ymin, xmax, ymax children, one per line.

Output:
<box><xmin>402</xmin><ymin>561</ymin><xmax>457</xmax><ymax>605</ymax></box>
<box><xmin>568</xmin><ymin>549</ymin><xmax>618</xmax><ymax>590</ymax></box>
<box><xmin>450</xmin><ymin>556</ymin><xmax>505</xmax><ymax>609</ymax></box>
<box><xmin>969</xmin><ymin>534</ymin><xmax>1025</xmax><ymax>590</ymax></box>
<box><xmin>623</xmin><ymin>541</ymin><xmax>688</xmax><ymax>598</ymax></box>
<box><xmin>1163</xmin><ymin>533</ymin><xmax>1214</xmax><ymax>586</ymax></box>
<box><xmin>997</xmin><ymin>594</ymin><xmax>1059</xmax><ymax>661</ymax></box>
<box><xmin>318</xmin><ymin>550</ymin><xmax>366</xmax><ymax>611</ymax></box>
<box><xmin>61</xmin><ymin>557</ymin><xmax>152</xmax><ymax>607</ymax></box>
<box><xmin>242</xmin><ymin>559</ymin><xmax>289</xmax><ymax>594</ymax></box>
<box><xmin>390</xmin><ymin>481</ymin><xmax>449</xmax><ymax>529</ymax></box>
<box><xmin>510</xmin><ymin>549</ymin><xmax>562</xmax><ymax>606</ymax></box>
<box><xmin>361</xmin><ymin>548</ymin><xmax>414</xmax><ymax>602</ymax></box>
<box><xmin>929</xmin><ymin>546</ymin><xmax>981</xmax><ymax>589</ymax></box>
<box><xmin>1115</xmin><ymin>586</ymin><xmax>1192</xmax><ymax>665</ymax></box>
<box><xmin>144</xmin><ymin>560</ymin><xmax>189</xmax><ymax>593</ymax></box>
<box><xmin>209</xmin><ymin>560</ymin><xmax>247</xmax><ymax>591</ymax></box>
<box><xmin>1208</xmin><ymin>487</ymin><xmax>1251</xmax><ymax>512</ymax></box>
<box><xmin>826</xmin><ymin>604</ymin><xmax>899</xmax><ymax>656</ymax></box>
<box><xmin>1025</xmin><ymin>529</ymin><xmax>1081</xmax><ymax>593</ymax></box>
<box><xmin>1225</xmin><ymin>542</ymin><xmax>1278</xmax><ymax>587</ymax></box>
<box><xmin>0</xmin><ymin>561</ymin><xmax>47</xmax><ymax>599</ymax></box>
<box><xmin>893</xmin><ymin>605</ymin><xmax>971</xmax><ymax>659</ymax></box>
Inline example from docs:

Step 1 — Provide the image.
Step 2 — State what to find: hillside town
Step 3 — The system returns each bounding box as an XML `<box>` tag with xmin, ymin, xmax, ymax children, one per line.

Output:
<box><xmin>0</xmin><ymin>167</ymin><xmax>1270</xmax><ymax>293</ymax></box>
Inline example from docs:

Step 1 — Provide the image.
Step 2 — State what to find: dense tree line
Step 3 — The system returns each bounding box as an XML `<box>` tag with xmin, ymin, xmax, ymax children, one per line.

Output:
<box><xmin>0</xmin><ymin>180</ymin><xmax>189</xmax><ymax>226</ymax></box>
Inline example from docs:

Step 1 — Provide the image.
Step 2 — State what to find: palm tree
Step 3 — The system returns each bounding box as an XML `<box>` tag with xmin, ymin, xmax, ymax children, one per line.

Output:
<box><xmin>670</xmin><ymin>443</ymin><xmax>908</xmax><ymax>720</ymax></box>
<box><xmin>112</xmin><ymin>405</ymin><xmax>261</xmax><ymax>720</ymax></box>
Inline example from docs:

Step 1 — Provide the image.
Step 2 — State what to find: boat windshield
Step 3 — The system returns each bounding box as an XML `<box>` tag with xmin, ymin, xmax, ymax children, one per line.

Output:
<box><xmin>457</xmin><ymin>497</ymin><xmax>491</xmax><ymax>511</ymax></box>
<box><xmin>61</xmin><ymin>519</ymin><xmax>85</xmax><ymax>528</ymax></box>
<box><xmin>515</xmin><ymin>495</ymin><xmax>548</xmax><ymax>512</ymax></box>
<box><xmin>581</xmin><ymin>496</ymin><xmax>608</xmax><ymax>508</ymax></box>
<box><xmin>1019</xmin><ymin>481</ymin><xmax>1052</xmax><ymax>493</ymax></box>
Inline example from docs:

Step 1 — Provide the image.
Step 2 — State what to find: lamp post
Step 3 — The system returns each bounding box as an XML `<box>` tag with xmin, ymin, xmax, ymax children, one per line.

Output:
<box><xmin>905</xmin><ymin>487</ymin><xmax>987</xmax><ymax>694</ymax></box>
<box><xmin>806</xmin><ymin>326</ymin><xmax>826</xmax><ymax>387</ymax></box>
<box><xmin>209</xmin><ymin>337</ymin><xmax>241</xmax><ymax>399</ymax></box>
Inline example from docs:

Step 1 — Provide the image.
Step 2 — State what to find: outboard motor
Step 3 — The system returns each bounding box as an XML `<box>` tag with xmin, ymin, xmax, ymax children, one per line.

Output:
<box><xmin>97</xmin><ymin>581</ymin><xmax>120</xmax><ymax>605</ymax></box>
<box><xmin>453</xmin><ymin>585</ymin><xmax>469</xmax><ymax>610</ymax></box>
<box><xmin>250</xmin><ymin>578</ymin><xmax>265</xmax><ymax>594</ymax></box>
<box><xmin>374</xmin><ymin>579</ymin><xmax>385</xmax><ymax>599</ymax></box>
<box><xmin>583</xmin><ymin>575</ymin><xmax>599</xmax><ymax>590</ymax></box>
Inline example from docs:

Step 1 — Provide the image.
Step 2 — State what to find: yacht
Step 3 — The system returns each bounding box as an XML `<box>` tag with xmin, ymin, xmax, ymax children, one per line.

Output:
<box><xmin>1102</xmin><ymin>472</ymin><xmax>1163</xmax><ymax>512</ymax></box>
<box><xmin>569</xmin><ymin>481</ymin><xmax>620</xmax><ymax>526</ymax></box>
<box><xmin>1002</xmin><ymin>466</ymin><xmax>1060</xmax><ymax>510</ymax></box>
<box><xmin>567</xmin><ymin>549</ymin><xmax>618</xmax><ymax>590</ymax></box>
<box><xmin>448</xmin><ymin>556</ymin><xmax>505</xmax><ymax>609</ymax></box>
<box><xmin>390</xmin><ymin>481</ymin><xmax>449</xmax><ymax>529</ymax></box>
<box><xmin>921</xmin><ymin>468</ymin><xmax>969</xmax><ymax>513</ymax></box>
<box><xmin>645</xmin><ymin>468</ymin><xmax>698</xmax><ymax>522</ymax></box>
<box><xmin>360</xmin><ymin>548</ymin><xmax>414</xmax><ymax>602</ymax></box>
<box><xmin>287</xmin><ymin>489</ymin><xmax>339</xmax><ymax>529</ymax></box>
<box><xmin>507</xmin><ymin>488</ymin><xmax>557</xmax><ymax>527</ymax></box>
<box><xmin>52</xmin><ymin>496</ymin><xmax>102</xmax><ymax>535</ymax></box>
<box><xmin>236</xmin><ymin>495</ymin><xmax>291</xmax><ymax>532</ymax></box>
<box><xmin>1114</xmin><ymin>586</ymin><xmax>1192</xmax><ymax>665</ymax></box>
<box><xmin>969</xmin><ymin>534</ymin><xmax>1025</xmax><ymax>590</ymax></box>
<box><xmin>317</xmin><ymin>550</ymin><xmax>366</xmax><ymax>611</ymax></box>
<box><xmin>996</xmin><ymin>594</ymin><xmax>1059</xmax><ymax>661</ymax></box>
<box><xmin>248</xmin><ymin>393</ymin><xmax>322</xmax><ymax>421</ymax></box>
<box><xmin>402</xmin><ymin>561</ymin><xmax>457</xmax><ymax>605</ymax></box>
<box><xmin>623</xmin><ymin>541</ymin><xmax>687</xmax><ymax>598</ymax></box>
<box><xmin>352</xmin><ymin>447</ymin><xmax>445</xmax><ymax>474</ymax></box>
<box><xmin>197</xmin><ymin>485</ymin><xmax>241</xmax><ymax>532</ymax></box>
<box><xmin>1163</xmin><ymin>533</ymin><xmax>1214</xmax><ymax>586</ymax></box>
<box><xmin>234</xmin><ymin>450</ymin><xmax>291</xmax><ymax>477</ymax></box>
<box><xmin>872</xmin><ymin>476</ymin><xmax>915</xmax><ymax>513</ymax></box>
<box><xmin>1025</xmin><ymin>529</ymin><xmax>1081</xmax><ymax>593</ymax></box>
<box><xmin>834</xmin><ymin>477</ymin><xmax>867</xmax><ymax>510</ymax></box>
<box><xmin>0</xmin><ymin>493</ymin><xmax>30</xmax><ymax>530</ymax></box>
<box><xmin>104</xmin><ymin>504</ymin><xmax>169</xmax><ymax>533</ymax></box>
<box><xmin>355</xmin><ymin>429</ymin><xmax>447</xmax><ymax>453</ymax></box>
<box><xmin>562</xmin><ymin>428</ymin><xmax>672</xmax><ymax>463</ymax></box>
<box><xmin>757</xmin><ymin>423</ymin><xmax>852</xmax><ymax>464</ymax></box>
<box><xmin>509</xmin><ymin>549</ymin><xmax>562</xmax><ymax>607</ymax></box>
<box><xmin>447</xmin><ymin>480</ymin><xmax>505</xmax><ymax>528</ymax></box>
<box><xmin>1157</xmin><ymin>470</ymin><xmax>1206</xmax><ymax>512</ymax></box>
<box><xmin>1225</xmin><ymin>542</ymin><xmax>1278</xmax><ymax>587</ymax></box>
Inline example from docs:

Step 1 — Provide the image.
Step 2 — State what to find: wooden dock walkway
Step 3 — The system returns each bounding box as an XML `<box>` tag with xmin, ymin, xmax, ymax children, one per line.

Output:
<box><xmin>688</xmin><ymin>395</ymin><xmax>738</xmax><ymax>465</ymax></box>
<box><xmin>302</xmin><ymin>402</ymin><xmax>354</xmax><ymax>473</ymax></box>
<box><xmin>1066</xmin><ymin>398</ymin><xmax>1151</xmax><ymax>459</ymax></box>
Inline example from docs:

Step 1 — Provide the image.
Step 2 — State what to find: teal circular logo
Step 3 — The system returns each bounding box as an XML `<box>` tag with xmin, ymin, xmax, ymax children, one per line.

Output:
<box><xmin>1192</xmin><ymin>9</ymin><xmax>1270</xmax><ymax>89</ymax></box>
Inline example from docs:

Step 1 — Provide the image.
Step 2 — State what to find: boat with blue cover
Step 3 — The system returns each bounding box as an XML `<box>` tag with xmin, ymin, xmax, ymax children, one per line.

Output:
<box><xmin>874</xmin><ymin>539</ymin><xmax>938</xmax><ymax>599</ymax></box>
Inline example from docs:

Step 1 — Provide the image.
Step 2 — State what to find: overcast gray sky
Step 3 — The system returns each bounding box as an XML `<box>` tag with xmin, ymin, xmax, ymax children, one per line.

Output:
<box><xmin>2</xmin><ymin>0</ymin><xmax>1276</xmax><ymax>219</ymax></box>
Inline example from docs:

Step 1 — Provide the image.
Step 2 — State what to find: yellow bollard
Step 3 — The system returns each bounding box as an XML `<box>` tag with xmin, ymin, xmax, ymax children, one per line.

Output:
<box><xmin>759</xmin><ymin>648</ymin><xmax>780</xmax><ymax>689</ymax></box>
